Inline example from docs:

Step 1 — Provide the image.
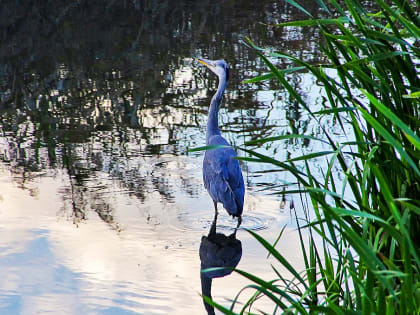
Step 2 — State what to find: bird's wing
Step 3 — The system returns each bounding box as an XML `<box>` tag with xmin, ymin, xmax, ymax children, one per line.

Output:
<box><xmin>203</xmin><ymin>136</ymin><xmax>245</xmax><ymax>216</ymax></box>
<box><xmin>226</xmin><ymin>154</ymin><xmax>245</xmax><ymax>211</ymax></box>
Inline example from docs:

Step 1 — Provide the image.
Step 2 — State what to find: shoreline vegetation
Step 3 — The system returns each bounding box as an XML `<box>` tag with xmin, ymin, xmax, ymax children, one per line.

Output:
<box><xmin>205</xmin><ymin>0</ymin><xmax>420</xmax><ymax>313</ymax></box>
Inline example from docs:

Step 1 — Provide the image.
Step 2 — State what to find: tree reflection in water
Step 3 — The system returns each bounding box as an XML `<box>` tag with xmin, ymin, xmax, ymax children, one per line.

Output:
<box><xmin>0</xmin><ymin>0</ymin><xmax>351</xmax><ymax>232</ymax></box>
<box><xmin>0</xmin><ymin>0</ymin><xmax>329</xmax><ymax>228</ymax></box>
<box><xmin>0</xmin><ymin>1</ymin><xmax>354</xmax><ymax>313</ymax></box>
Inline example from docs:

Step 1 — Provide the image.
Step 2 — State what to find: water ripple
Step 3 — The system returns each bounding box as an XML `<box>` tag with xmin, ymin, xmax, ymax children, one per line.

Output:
<box><xmin>170</xmin><ymin>209</ymin><xmax>275</xmax><ymax>234</ymax></box>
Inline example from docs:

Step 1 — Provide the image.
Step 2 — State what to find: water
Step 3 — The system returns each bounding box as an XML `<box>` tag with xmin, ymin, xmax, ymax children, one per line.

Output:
<box><xmin>0</xmin><ymin>1</ymin><xmax>339</xmax><ymax>314</ymax></box>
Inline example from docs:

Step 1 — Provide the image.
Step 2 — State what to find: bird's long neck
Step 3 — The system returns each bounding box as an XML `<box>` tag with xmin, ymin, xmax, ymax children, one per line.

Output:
<box><xmin>200</xmin><ymin>273</ymin><xmax>215</xmax><ymax>315</ymax></box>
<box><xmin>206</xmin><ymin>75</ymin><xmax>227</xmax><ymax>145</ymax></box>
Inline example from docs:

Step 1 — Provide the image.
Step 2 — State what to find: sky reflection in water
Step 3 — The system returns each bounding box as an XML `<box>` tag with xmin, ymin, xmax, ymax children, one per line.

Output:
<box><xmin>0</xmin><ymin>1</ymin><xmax>352</xmax><ymax>314</ymax></box>
<box><xmin>0</xmin><ymin>165</ymin><xmax>300</xmax><ymax>314</ymax></box>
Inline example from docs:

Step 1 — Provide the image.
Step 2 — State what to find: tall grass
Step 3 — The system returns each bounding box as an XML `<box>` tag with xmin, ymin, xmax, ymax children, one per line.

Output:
<box><xmin>205</xmin><ymin>0</ymin><xmax>420</xmax><ymax>313</ymax></box>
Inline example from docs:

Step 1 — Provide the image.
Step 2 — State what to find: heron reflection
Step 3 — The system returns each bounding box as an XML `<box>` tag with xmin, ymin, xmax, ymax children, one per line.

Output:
<box><xmin>199</xmin><ymin>217</ymin><xmax>242</xmax><ymax>315</ymax></box>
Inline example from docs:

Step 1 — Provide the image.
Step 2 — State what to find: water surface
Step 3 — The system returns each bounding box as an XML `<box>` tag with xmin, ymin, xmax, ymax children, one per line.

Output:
<box><xmin>0</xmin><ymin>1</ymin><xmax>342</xmax><ymax>314</ymax></box>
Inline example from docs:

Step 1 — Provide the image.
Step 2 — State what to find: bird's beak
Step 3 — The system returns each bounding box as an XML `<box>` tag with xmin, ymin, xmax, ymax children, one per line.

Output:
<box><xmin>198</xmin><ymin>58</ymin><xmax>213</xmax><ymax>69</ymax></box>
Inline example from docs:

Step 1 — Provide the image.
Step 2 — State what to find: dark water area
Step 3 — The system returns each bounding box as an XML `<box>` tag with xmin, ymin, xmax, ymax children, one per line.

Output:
<box><xmin>0</xmin><ymin>1</ymin><xmax>341</xmax><ymax>314</ymax></box>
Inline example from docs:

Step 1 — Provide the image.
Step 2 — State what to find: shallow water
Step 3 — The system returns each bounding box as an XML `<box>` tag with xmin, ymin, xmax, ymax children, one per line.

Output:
<box><xmin>0</xmin><ymin>1</ymin><xmax>347</xmax><ymax>314</ymax></box>
<box><xmin>0</xmin><ymin>164</ymin><xmax>304</xmax><ymax>314</ymax></box>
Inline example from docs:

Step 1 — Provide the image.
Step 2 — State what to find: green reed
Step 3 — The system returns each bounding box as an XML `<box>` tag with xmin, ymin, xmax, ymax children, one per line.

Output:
<box><xmin>204</xmin><ymin>0</ymin><xmax>420</xmax><ymax>313</ymax></box>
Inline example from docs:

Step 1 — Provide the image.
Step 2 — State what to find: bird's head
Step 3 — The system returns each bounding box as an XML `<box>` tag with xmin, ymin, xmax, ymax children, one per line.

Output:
<box><xmin>198</xmin><ymin>58</ymin><xmax>230</xmax><ymax>82</ymax></box>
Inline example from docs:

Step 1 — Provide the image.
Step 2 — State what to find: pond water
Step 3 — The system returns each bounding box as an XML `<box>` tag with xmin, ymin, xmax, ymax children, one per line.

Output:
<box><xmin>0</xmin><ymin>1</ymin><xmax>346</xmax><ymax>314</ymax></box>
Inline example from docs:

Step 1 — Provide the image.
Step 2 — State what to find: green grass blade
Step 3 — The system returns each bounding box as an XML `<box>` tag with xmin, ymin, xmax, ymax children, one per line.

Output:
<box><xmin>287</xmin><ymin>151</ymin><xmax>336</xmax><ymax>162</ymax></box>
<box><xmin>313</xmin><ymin>107</ymin><xmax>356</xmax><ymax>115</ymax></box>
<box><xmin>201</xmin><ymin>295</ymin><xmax>238</xmax><ymax>315</ymax></box>
<box><xmin>358</xmin><ymin>106</ymin><xmax>420</xmax><ymax>177</ymax></box>
<box><xmin>361</xmin><ymin>89</ymin><xmax>420</xmax><ymax>151</ymax></box>
<box><xmin>187</xmin><ymin>144</ymin><xmax>230</xmax><ymax>153</ymax></box>
<box><xmin>275</xmin><ymin>17</ymin><xmax>348</xmax><ymax>27</ymax></box>
<box><xmin>245</xmin><ymin>134</ymin><xmax>329</xmax><ymax>146</ymax></box>
<box><xmin>243</xmin><ymin>66</ymin><xmax>306</xmax><ymax>84</ymax></box>
<box><xmin>283</xmin><ymin>0</ymin><xmax>313</xmax><ymax>17</ymax></box>
<box><xmin>234</xmin><ymin>269</ymin><xmax>308</xmax><ymax>314</ymax></box>
<box><xmin>402</xmin><ymin>91</ymin><xmax>420</xmax><ymax>99</ymax></box>
<box><xmin>246</xmin><ymin>229</ymin><xmax>309</xmax><ymax>290</ymax></box>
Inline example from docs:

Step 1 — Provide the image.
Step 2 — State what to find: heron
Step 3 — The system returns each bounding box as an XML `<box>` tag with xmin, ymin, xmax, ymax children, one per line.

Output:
<box><xmin>198</xmin><ymin>58</ymin><xmax>245</xmax><ymax>229</ymax></box>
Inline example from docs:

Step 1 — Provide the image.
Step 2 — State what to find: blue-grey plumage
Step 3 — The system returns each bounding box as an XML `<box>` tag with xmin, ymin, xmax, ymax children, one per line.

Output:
<box><xmin>198</xmin><ymin>58</ymin><xmax>245</xmax><ymax>228</ymax></box>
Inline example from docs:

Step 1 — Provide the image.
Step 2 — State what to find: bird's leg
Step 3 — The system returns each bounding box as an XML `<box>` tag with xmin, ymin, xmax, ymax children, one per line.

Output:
<box><xmin>209</xmin><ymin>216</ymin><xmax>217</xmax><ymax>237</ymax></box>
<box><xmin>213</xmin><ymin>201</ymin><xmax>218</xmax><ymax>223</ymax></box>
<box><xmin>232</xmin><ymin>216</ymin><xmax>242</xmax><ymax>238</ymax></box>
<box><xmin>209</xmin><ymin>201</ymin><xmax>218</xmax><ymax>237</ymax></box>
<box><xmin>236</xmin><ymin>216</ymin><xmax>242</xmax><ymax>229</ymax></box>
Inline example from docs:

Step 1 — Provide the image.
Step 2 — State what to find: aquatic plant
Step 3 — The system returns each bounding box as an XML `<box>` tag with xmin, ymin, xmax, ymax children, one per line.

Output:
<box><xmin>205</xmin><ymin>0</ymin><xmax>420</xmax><ymax>313</ymax></box>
